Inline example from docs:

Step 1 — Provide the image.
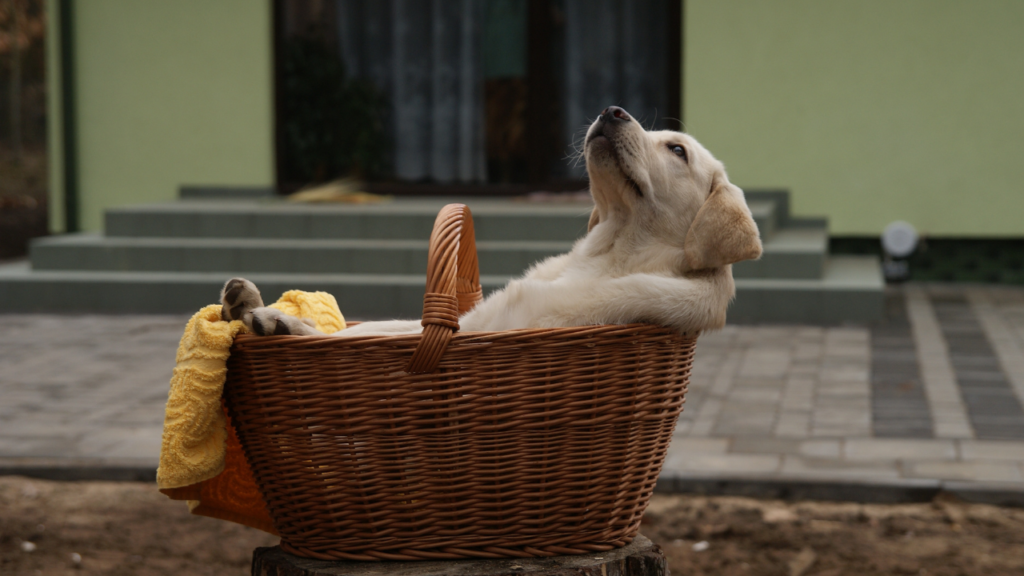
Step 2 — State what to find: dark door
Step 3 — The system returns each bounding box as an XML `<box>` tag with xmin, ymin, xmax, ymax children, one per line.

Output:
<box><xmin>274</xmin><ymin>0</ymin><xmax>681</xmax><ymax>194</ymax></box>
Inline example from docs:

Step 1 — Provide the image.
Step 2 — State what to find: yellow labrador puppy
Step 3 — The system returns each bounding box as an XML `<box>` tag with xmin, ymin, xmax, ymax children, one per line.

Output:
<box><xmin>222</xmin><ymin>106</ymin><xmax>762</xmax><ymax>336</ymax></box>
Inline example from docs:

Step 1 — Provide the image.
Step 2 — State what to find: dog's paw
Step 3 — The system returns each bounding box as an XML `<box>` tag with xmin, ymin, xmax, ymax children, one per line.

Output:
<box><xmin>247</xmin><ymin>307</ymin><xmax>322</xmax><ymax>336</ymax></box>
<box><xmin>220</xmin><ymin>277</ymin><xmax>265</xmax><ymax>322</ymax></box>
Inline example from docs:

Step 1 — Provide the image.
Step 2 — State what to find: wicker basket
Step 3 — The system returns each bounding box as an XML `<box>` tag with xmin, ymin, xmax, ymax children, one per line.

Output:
<box><xmin>224</xmin><ymin>204</ymin><xmax>697</xmax><ymax>561</ymax></box>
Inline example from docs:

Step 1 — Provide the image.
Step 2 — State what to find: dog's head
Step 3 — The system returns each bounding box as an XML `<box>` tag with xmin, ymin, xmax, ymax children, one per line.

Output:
<box><xmin>584</xmin><ymin>106</ymin><xmax>762</xmax><ymax>272</ymax></box>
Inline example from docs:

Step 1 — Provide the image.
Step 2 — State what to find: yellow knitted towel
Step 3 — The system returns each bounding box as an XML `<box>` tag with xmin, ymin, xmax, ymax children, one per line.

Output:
<box><xmin>157</xmin><ymin>290</ymin><xmax>344</xmax><ymax>533</ymax></box>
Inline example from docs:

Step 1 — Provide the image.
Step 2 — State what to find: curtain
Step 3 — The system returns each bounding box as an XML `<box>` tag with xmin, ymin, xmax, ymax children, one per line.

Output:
<box><xmin>561</xmin><ymin>0</ymin><xmax>670</xmax><ymax>178</ymax></box>
<box><xmin>337</xmin><ymin>0</ymin><xmax>487</xmax><ymax>183</ymax></box>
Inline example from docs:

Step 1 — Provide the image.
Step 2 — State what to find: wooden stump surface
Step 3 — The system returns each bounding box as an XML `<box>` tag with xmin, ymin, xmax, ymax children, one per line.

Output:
<box><xmin>251</xmin><ymin>535</ymin><xmax>667</xmax><ymax>576</ymax></box>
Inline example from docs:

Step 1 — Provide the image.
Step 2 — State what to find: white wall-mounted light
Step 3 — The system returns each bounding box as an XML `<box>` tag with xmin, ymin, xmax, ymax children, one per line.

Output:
<box><xmin>881</xmin><ymin>221</ymin><xmax>918</xmax><ymax>282</ymax></box>
<box><xmin>882</xmin><ymin>221</ymin><xmax>918</xmax><ymax>258</ymax></box>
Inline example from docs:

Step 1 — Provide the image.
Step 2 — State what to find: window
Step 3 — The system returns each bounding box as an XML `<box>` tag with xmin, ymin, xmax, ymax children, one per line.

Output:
<box><xmin>275</xmin><ymin>0</ymin><xmax>681</xmax><ymax>193</ymax></box>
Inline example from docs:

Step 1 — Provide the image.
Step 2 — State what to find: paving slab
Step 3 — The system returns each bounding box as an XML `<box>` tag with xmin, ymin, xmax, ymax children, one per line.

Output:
<box><xmin>3</xmin><ymin>284</ymin><xmax>1024</xmax><ymax>503</ymax></box>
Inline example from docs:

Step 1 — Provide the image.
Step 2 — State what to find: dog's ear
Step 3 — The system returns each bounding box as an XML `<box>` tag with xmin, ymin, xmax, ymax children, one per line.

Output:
<box><xmin>683</xmin><ymin>176</ymin><xmax>762</xmax><ymax>270</ymax></box>
<box><xmin>588</xmin><ymin>207</ymin><xmax>600</xmax><ymax>232</ymax></box>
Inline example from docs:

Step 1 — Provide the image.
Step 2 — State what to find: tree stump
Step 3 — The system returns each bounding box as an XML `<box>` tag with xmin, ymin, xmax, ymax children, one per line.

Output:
<box><xmin>251</xmin><ymin>535</ymin><xmax>667</xmax><ymax>576</ymax></box>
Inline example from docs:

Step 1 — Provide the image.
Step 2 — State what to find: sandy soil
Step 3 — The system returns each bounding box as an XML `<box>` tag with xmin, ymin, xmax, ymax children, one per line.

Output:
<box><xmin>0</xmin><ymin>477</ymin><xmax>277</xmax><ymax>576</ymax></box>
<box><xmin>643</xmin><ymin>492</ymin><xmax>1024</xmax><ymax>576</ymax></box>
<box><xmin>2</xmin><ymin>476</ymin><xmax>1023</xmax><ymax>575</ymax></box>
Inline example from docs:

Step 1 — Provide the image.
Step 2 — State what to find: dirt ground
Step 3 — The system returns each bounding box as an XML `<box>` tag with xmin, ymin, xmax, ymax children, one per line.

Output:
<box><xmin>0</xmin><ymin>477</ymin><xmax>277</xmax><ymax>576</ymax></box>
<box><xmin>642</xmin><ymin>492</ymin><xmax>1024</xmax><ymax>576</ymax></box>
<box><xmin>2</xmin><ymin>476</ymin><xmax>1023</xmax><ymax>576</ymax></box>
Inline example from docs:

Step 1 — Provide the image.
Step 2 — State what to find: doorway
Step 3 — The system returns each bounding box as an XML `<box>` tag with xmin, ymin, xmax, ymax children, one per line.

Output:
<box><xmin>274</xmin><ymin>0</ymin><xmax>681</xmax><ymax>195</ymax></box>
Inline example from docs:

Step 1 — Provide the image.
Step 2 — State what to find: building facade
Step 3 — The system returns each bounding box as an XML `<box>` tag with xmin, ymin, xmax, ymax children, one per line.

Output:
<box><xmin>48</xmin><ymin>0</ymin><xmax>1024</xmax><ymax>240</ymax></box>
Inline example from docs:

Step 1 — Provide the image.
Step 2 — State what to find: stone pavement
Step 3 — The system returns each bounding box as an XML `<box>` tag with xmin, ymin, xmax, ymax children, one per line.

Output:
<box><xmin>0</xmin><ymin>314</ymin><xmax>183</xmax><ymax>470</ymax></box>
<box><xmin>3</xmin><ymin>284</ymin><xmax>1024</xmax><ymax>501</ymax></box>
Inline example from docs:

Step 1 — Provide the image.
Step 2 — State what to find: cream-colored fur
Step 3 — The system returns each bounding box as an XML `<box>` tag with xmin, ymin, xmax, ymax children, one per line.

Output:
<box><xmin>229</xmin><ymin>107</ymin><xmax>762</xmax><ymax>337</ymax></box>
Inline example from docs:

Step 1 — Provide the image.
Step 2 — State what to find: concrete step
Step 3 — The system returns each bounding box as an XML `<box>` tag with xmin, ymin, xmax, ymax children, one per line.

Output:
<box><xmin>105</xmin><ymin>196</ymin><xmax>786</xmax><ymax>243</ymax></box>
<box><xmin>30</xmin><ymin>235</ymin><xmax>570</xmax><ymax>277</ymax></box>
<box><xmin>179</xmin><ymin>185</ymin><xmax>275</xmax><ymax>200</ymax></box>
<box><xmin>105</xmin><ymin>199</ymin><xmax>595</xmax><ymax>242</ymax></box>
<box><xmin>747</xmin><ymin>200</ymin><xmax>778</xmax><ymax>240</ymax></box>
<box><xmin>731</xmin><ymin>256</ymin><xmax>885</xmax><ymax>324</ymax></box>
<box><xmin>744</xmin><ymin>189</ymin><xmax>829</xmax><ymax>233</ymax></box>
<box><xmin>732</xmin><ymin>227</ymin><xmax>827</xmax><ymax>280</ymax></box>
<box><xmin>33</xmin><ymin>226</ymin><xmax>825</xmax><ymax>279</ymax></box>
<box><xmin>0</xmin><ymin>261</ymin><xmax>509</xmax><ymax>318</ymax></box>
<box><xmin>0</xmin><ymin>255</ymin><xmax>883</xmax><ymax>323</ymax></box>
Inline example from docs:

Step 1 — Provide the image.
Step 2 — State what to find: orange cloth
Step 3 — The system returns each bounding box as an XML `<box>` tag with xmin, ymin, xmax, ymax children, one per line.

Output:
<box><xmin>160</xmin><ymin>408</ymin><xmax>277</xmax><ymax>533</ymax></box>
<box><xmin>157</xmin><ymin>291</ymin><xmax>345</xmax><ymax>534</ymax></box>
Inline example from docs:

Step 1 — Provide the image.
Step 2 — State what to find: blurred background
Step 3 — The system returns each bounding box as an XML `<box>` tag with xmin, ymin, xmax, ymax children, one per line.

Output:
<box><xmin>1</xmin><ymin>0</ymin><xmax>1023</xmax><ymax>281</ymax></box>
<box><xmin>0</xmin><ymin>0</ymin><xmax>45</xmax><ymax>259</ymax></box>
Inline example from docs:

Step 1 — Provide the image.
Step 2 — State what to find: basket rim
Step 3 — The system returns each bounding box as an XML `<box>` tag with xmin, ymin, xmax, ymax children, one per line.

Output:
<box><xmin>230</xmin><ymin>322</ymin><xmax>699</xmax><ymax>350</ymax></box>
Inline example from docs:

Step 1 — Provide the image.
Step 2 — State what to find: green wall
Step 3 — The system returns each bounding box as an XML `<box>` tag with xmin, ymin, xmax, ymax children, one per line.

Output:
<box><xmin>48</xmin><ymin>0</ymin><xmax>274</xmax><ymax>232</ymax></box>
<box><xmin>685</xmin><ymin>0</ymin><xmax>1024</xmax><ymax>237</ymax></box>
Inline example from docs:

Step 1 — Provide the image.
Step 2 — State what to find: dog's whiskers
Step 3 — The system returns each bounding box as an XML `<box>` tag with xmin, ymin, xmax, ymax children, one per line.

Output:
<box><xmin>662</xmin><ymin>117</ymin><xmax>686</xmax><ymax>132</ymax></box>
<box><xmin>565</xmin><ymin>125</ymin><xmax>591</xmax><ymax>168</ymax></box>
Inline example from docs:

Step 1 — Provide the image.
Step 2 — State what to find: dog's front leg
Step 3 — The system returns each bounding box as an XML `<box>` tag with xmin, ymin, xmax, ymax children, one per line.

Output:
<box><xmin>333</xmin><ymin>320</ymin><xmax>423</xmax><ymax>337</ymax></box>
<box><xmin>472</xmin><ymin>273</ymin><xmax>730</xmax><ymax>334</ymax></box>
<box><xmin>571</xmin><ymin>273</ymin><xmax>732</xmax><ymax>333</ymax></box>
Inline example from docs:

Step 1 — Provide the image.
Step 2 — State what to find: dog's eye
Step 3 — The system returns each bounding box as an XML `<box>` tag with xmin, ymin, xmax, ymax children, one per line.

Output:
<box><xmin>669</xmin><ymin>144</ymin><xmax>688</xmax><ymax>162</ymax></box>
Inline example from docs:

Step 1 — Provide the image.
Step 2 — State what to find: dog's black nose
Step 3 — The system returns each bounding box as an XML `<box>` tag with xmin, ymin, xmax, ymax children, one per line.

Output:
<box><xmin>600</xmin><ymin>106</ymin><xmax>631</xmax><ymax>123</ymax></box>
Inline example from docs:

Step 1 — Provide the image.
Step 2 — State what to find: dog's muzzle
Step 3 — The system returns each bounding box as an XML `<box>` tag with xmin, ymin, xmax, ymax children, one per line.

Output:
<box><xmin>587</xmin><ymin>106</ymin><xmax>633</xmax><ymax>144</ymax></box>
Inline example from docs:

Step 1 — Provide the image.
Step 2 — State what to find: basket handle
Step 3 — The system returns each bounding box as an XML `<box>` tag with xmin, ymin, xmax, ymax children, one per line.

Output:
<box><xmin>406</xmin><ymin>204</ymin><xmax>483</xmax><ymax>373</ymax></box>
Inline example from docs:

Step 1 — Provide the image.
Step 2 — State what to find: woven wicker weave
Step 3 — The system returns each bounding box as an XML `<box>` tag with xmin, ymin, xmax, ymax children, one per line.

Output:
<box><xmin>224</xmin><ymin>204</ymin><xmax>697</xmax><ymax>561</ymax></box>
